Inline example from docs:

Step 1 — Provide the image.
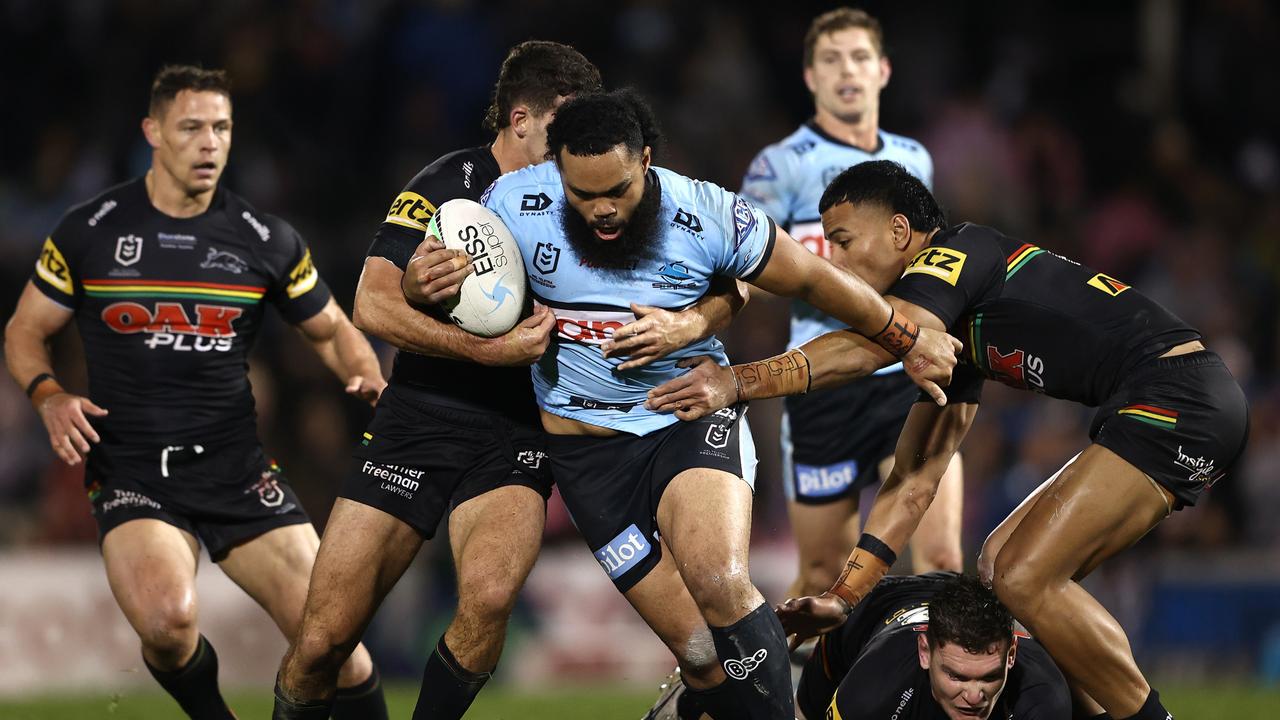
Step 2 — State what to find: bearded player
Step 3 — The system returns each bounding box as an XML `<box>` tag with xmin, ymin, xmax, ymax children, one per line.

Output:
<box><xmin>3</xmin><ymin>66</ymin><xmax>386</xmax><ymax>719</ymax></box>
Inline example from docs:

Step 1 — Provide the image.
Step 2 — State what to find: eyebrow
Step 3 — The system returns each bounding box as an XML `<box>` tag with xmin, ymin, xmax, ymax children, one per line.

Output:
<box><xmin>941</xmin><ymin>665</ymin><xmax>1004</xmax><ymax>682</ymax></box>
<box><xmin>568</xmin><ymin>178</ymin><xmax>631</xmax><ymax>200</ymax></box>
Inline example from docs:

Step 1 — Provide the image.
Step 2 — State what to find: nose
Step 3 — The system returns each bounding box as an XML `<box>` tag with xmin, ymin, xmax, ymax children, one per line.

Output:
<box><xmin>592</xmin><ymin>200</ymin><xmax>617</xmax><ymax>221</ymax></box>
<box><xmin>960</xmin><ymin>684</ymin><xmax>985</xmax><ymax>707</ymax></box>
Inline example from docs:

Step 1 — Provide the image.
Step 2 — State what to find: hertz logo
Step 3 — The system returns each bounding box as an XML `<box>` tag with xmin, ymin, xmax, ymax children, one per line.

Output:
<box><xmin>285</xmin><ymin>249</ymin><xmax>319</xmax><ymax>299</ymax></box>
<box><xmin>1087</xmin><ymin>272</ymin><xmax>1130</xmax><ymax>296</ymax></box>
<box><xmin>36</xmin><ymin>237</ymin><xmax>74</xmax><ymax>296</ymax></box>
<box><xmin>903</xmin><ymin>247</ymin><xmax>967</xmax><ymax>286</ymax></box>
<box><xmin>384</xmin><ymin>192</ymin><xmax>436</xmax><ymax>231</ymax></box>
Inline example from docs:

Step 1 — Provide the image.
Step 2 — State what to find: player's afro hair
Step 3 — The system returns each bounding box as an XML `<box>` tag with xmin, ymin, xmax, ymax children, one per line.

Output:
<box><xmin>546</xmin><ymin>88</ymin><xmax>664</xmax><ymax>162</ymax></box>
<box><xmin>819</xmin><ymin>160</ymin><xmax>947</xmax><ymax>234</ymax></box>
<box><xmin>926</xmin><ymin>574</ymin><xmax>1014</xmax><ymax>654</ymax></box>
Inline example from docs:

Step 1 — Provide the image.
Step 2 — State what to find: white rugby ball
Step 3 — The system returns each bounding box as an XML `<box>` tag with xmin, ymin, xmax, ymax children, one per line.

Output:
<box><xmin>427</xmin><ymin>198</ymin><xmax>527</xmax><ymax>337</ymax></box>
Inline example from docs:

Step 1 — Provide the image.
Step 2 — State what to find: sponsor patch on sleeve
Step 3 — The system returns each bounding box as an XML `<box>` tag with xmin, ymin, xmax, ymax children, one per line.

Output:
<box><xmin>384</xmin><ymin>191</ymin><xmax>436</xmax><ymax>230</ymax></box>
<box><xmin>902</xmin><ymin>246</ymin><xmax>967</xmax><ymax>286</ymax></box>
<box><xmin>732</xmin><ymin>195</ymin><xmax>759</xmax><ymax>251</ymax></box>
<box><xmin>285</xmin><ymin>249</ymin><xmax>319</xmax><ymax>299</ymax></box>
<box><xmin>1087</xmin><ymin>272</ymin><xmax>1130</xmax><ymax>296</ymax></box>
<box><xmin>745</xmin><ymin>153</ymin><xmax>776</xmax><ymax>182</ymax></box>
<box><xmin>36</xmin><ymin>236</ymin><xmax>74</xmax><ymax>296</ymax></box>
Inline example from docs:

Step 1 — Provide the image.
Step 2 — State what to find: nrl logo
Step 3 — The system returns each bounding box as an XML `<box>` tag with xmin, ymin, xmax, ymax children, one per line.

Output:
<box><xmin>115</xmin><ymin>235</ymin><xmax>143</xmax><ymax>266</ymax></box>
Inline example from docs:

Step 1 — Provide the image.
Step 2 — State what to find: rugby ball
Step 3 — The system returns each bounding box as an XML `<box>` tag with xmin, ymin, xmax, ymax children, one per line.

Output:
<box><xmin>426</xmin><ymin>199</ymin><xmax>527</xmax><ymax>337</ymax></box>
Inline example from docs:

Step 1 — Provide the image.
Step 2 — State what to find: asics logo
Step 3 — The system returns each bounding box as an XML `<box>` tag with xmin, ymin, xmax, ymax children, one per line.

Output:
<box><xmin>722</xmin><ymin>648</ymin><xmax>768</xmax><ymax>680</ymax></box>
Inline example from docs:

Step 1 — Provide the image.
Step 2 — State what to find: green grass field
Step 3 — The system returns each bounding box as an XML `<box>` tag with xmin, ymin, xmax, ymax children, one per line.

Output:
<box><xmin>0</xmin><ymin>682</ymin><xmax>1277</xmax><ymax>719</ymax></box>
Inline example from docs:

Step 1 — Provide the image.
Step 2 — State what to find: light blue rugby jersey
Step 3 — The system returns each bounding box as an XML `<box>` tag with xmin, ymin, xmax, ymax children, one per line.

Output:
<box><xmin>483</xmin><ymin>162</ymin><xmax>776</xmax><ymax>435</ymax></box>
<box><xmin>740</xmin><ymin>121</ymin><xmax>932</xmax><ymax>372</ymax></box>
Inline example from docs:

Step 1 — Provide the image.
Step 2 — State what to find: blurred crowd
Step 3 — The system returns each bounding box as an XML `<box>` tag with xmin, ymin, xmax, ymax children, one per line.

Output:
<box><xmin>1</xmin><ymin>0</ymin><xmax>1277</xmax><ymax>576</ymax></box>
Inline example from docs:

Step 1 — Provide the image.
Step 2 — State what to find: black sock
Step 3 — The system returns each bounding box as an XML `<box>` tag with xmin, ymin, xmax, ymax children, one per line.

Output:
<box><xmin>333</xmin><ymin>665</ymin><xmax>388</xmax><ymax>720</ymax></box>
<box><xmin>411</xmin><ymin>636</ymin><xmax>492</xmax><ymax>720</ymax></box>
<box><xmin>678</xmin><ymin>679</ymin><xmax>751</xmax><ymax>720</ymax></box>
<box><xmin>271</xmin><ymin>676</ymin><xmax>330</xmax><ymax>720</ymax></box>
<box><xmin>1088</xmin><ymin>713</ymin><xmax>1115</xmax><ymax>720</ymax></box>
<box><xmin>144</xmin><ymin>635</ymin><xmax>235</xmax><ymax>720</ymax></box>
<box><xmin>708</xmin><ymin>602</ymin><xmax>795</xmax><ymax>720</ymax></box>
<box><xmin>1119</xmin><ymin>689</ymin><xmax>1172</xmax><ymax>720</ymax></box>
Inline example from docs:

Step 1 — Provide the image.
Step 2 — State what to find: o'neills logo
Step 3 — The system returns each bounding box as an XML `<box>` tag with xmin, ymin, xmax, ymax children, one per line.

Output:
<box><xmin>242</xmin><ymin>211</ymin><xmax>270</xmax><ymax>241</ymax></box>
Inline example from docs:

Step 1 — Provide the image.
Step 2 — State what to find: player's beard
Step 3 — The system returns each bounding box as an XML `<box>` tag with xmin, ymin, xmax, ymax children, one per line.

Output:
<box><xmin>559</xmin><ymin>173</ymin><xmax>663</xmax><ymax>277</ymax></box>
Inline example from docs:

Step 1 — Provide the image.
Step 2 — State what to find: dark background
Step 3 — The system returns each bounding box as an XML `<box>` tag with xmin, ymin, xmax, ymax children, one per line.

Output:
<box><xmin>1</xmin><ymin>0</ymin><xmax>1278</xmax><ymax>680</ymax></box>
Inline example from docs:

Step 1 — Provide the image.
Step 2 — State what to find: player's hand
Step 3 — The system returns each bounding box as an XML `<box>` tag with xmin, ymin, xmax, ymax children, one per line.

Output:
<box><xmin>602</xmin><ymin>303</ymin><xmax>704</xmax><ymax>371</ymax></box>
<box><xmin>402</xmin><ymin>235</ymin><xmax>473</xmax><ymax>306</ymax></box>
<box><xmin>644</xmin><ymin>355</ymin><xmax>736</xmax><ymax>421</ymax></box>
<box><xmin>345</xmin><ymin>374</ymin><xmax>386</xmax><ymax>406</ymax></box>
<box><xmin>775</xmin><ymin>592</ymin><xmax>850</xmax><ymax>651</ymax></box>
<box><xmin>903</xmin><ymin>327</ymin><xmax>963</xmax><ymax>406</ymax></box>
<box><xmin>36</xmin><ymin>393</ymin><xmax>108</xmax><ymax>466</ymax></box>
<box><xmin>478</xmin><ymin>303</ymin><xmax>556</xmax><ymax>366</ymax></box>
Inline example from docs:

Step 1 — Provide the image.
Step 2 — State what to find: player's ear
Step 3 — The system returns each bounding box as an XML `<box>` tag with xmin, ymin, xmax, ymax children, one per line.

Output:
<box><xmin>509</xmin><ymin>105</ymin><xmax>530</xmax><ymax>139</ymax></box>
<box><xmin>879</xmin><ymin>55</ymin><xmax>892</xmax><ymax>90</ymax></box>
<box><xmin>641</xmin><ymin>146</ymin><xmax>651</xmax><ymax>172</ymax></box>
<box><xmin>1007</xmin><ymin>638</ymin><xmax>1018</xmax><ymax>669</ymax></box>
<box><xmin>142</xmin><ymin>116</ymin><xmax>161</xmax><ymax>149</ymax></box>
<box><xmin>891</xmin><ymin>213</ymin><xmax>912</xmax><ymax>250</ymax></box>
<box><xmin>803</xmin><ymin>65</ymin><xmax>817</xmax><ymax>95</ymax></box>
<box><xmin>917</xmin><ymin>634</ymin><xmax>931</xmax><ymax>669</ymax></box>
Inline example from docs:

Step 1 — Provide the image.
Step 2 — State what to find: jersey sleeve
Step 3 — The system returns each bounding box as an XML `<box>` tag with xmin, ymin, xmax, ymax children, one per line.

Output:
<box><xmin>265</xmin><ymin>219</ymin><xmax>333</xmax><ymax>324</ymax></box>
<box><xmin>367</xmin><ymin>173</ymin><xmax>443</xmax><ymax>270</ymax></box>
<box><xmin>30</xmin><ymin>215</ymin><xmax>85</xmax><ymax>309</ymax></box>
<box><xmin>704</xmin><ymin>183</ymin><xmax>777</xmax><ymax>282</ymax></box>
<box><xmin>739</xmin><ymin>145</ymin><xmax>793</xmax><ymax>226</ymax></box>
<box><xmin>919</xmin><ymin>147</ymin><xmax>936</xmax><ymax>192</ymax></box>
<box><xmin>888</xmin><ymin>225</ymin><xmax>1004</xmax><ymax>330</ymax></box>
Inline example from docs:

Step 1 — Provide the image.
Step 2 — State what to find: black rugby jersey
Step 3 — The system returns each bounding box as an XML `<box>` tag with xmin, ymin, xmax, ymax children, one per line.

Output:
<box><xmin>890</xmin><ymin>224</ymin><xmax>1200</xmax><ymax>406</ymax></box>
<box><xmin>818</xmin><ymin>574</ymin><xmax>1070</xmax><ymax>720</ymax></box>
<box><xmin>30</xmin><ymin>178</ymin><xmax>331</xmax><ymax>447</ymax></box>
<box><xmin>367</xmin><ymin>145</ymin><xmax>537</xmax><ymax>422</ymax></box>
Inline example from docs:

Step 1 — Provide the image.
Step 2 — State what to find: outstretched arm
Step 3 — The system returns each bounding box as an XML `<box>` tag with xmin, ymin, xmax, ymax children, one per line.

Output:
<box><xmin>4</xmin><ymin>282</ymin><xmax>107</xmax><ymax>465</ymax></box>
<box><xmin>775</xmin><ymin>398</ymin><xmax>978</xmax><ymax>643</ymax></box>
<box><xmin>295</xmin><ymin>297</ymin><xmax>386</xmax><ymax>405</ymax></box>
<box><xmin>748</xmin><ymin>227</ymin><xmax>961</xmax><ymax>399</ymax></box>
<box><xmin>646</xmin><ymin>297</ymin><xmax>951</xmax><ymax>419</ymax></box>
<box><xmin>601</xmin><ymin>276</ymin><xmax>750</xmax><ymax>371</ymax></box>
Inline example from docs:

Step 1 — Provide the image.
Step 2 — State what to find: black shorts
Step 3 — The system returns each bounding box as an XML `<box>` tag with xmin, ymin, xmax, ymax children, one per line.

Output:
<box><xmin>340</xmin><ymin>384</ymin><xmax>551</xmax><ymax>540</ymax></box>
<box><xmin>1091</xmin><ymin>351</ymin><xmax>1249</xmax><ymax>508</ymax></box>
<box><xmin>85</xmin><ymin>439</ymin><xmax>310</xmax><ymax>561</ymax></box>
<box><xmin>782</xmin><ymin>369</ymin><xmax>917</xmax><ymax>504</ymax></box>
<box><xmin>547</xmin><ymin>405</ymin><xmax>756</xmax><ymax>593</ymax></box>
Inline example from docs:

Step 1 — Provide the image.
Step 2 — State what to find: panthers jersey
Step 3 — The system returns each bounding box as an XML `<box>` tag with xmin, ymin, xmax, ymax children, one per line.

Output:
<box><xmin>484</xmin><ymin>163</ymin><xmax>776</xmax><ymax>435</ymax></box>
<box><xmin>809</xmin><ymin>573</ymin><xmax>1071</xmax><ymax>720</ymax></box>
<box><xmin>741</xmin><ymin>121</ymin><xmax>932</xmax><ymax>353</ymax></box>
<box><xmin>366</xmin><ymin>145</ymin><xmax>538</xmax><ymax>422</ymax></box>
<box><xmin>890</xmin><ymin>223</ymin><xmax>1201</xmax><ymax>406</ymax></box>
<box><xmin>30</xmin><ymin>178</ymin><xmax>331</xmax><ymax>447</ymax></box>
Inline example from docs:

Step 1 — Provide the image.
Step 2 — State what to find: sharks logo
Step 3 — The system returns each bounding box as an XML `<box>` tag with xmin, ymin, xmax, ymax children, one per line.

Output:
<box><xmin>480</xmin><ymin>274</ymin><xmax>515</xmax><ymax>315</ymax></box>
<box><xmin>653</xmin><ymin>260</ymin><xmax>698</xmax><ymax>290</ymax></box>
<box><xmin>200</xmin><ymin>247</ymin><xmax>249</xmax><ymax>274</ymax></box>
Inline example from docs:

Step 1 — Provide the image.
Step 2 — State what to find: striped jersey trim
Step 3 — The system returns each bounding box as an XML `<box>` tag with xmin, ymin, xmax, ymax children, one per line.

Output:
<box><xmin>1117</xmin><ymin>404</ymin><xmax>1179</xmax><ymax>428</ymax></box>
<box><xmin>83</xmin><ymin>279</ymin><xmax>266</xmax><ymax>304</ymax></box>
<box><xmin>1005</xmin><ymin>243</ymin><xmax>1045</xmax><ymax>279</ymax></box>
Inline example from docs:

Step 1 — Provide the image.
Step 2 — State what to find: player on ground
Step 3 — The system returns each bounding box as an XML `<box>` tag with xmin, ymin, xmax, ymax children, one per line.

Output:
<box><xmin>481</xmin><ymin>90</ymin><xmax>961</xmax><ymax>720</ymax></box>
<box><xmin>3</xmin><ymin>65</ymin><xmax>387</xmax><ymax>720</ymax></box>
<box><xmin>796</xmin><ymin>572</ymin><xmax>1069</xmax><ymax>720</ymax></box>
<box><xmin>741</xmin><ymin>8</ymin><xmax>963</xmax><ymax>600</ymax></box>
<box><xmin>647</xmin><ymin>160</ymin><xmax>1249</xmax><ymax>720</ymax></box>
<box><xmin>273</xmin><ymin>43</ymin><xmax>747</xmax><ymax>720</ymax></box>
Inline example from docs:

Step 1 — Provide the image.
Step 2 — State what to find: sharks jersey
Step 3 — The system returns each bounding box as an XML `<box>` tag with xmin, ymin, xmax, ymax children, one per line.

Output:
<box><xmin>741</xmin><ymin>121</ymin><xmax>933</xmax><ymax>353</ymax></box>
<box><xmin>484</xmin><ymin>162</ymin><xmax>776</xmax><ymax>435</ymax></box>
